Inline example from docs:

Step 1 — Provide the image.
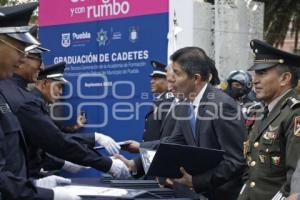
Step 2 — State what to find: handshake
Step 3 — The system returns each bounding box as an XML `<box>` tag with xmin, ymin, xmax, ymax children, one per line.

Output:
<box><xmin>93</xmin><ymin>132</ymin><xmax>141</xmax><ymax>179</ymax></box>
<box><xmin>61</xmin><ymin>132</ymin><xmax>140</xmax><ymax>178</ymax></box>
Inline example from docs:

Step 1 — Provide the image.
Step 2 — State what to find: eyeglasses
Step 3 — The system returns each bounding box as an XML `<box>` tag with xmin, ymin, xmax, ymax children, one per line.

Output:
<box><xmin>0</xmin><ymin>39</ymin><xmax>41</xmax><ymax>62</ymax></box>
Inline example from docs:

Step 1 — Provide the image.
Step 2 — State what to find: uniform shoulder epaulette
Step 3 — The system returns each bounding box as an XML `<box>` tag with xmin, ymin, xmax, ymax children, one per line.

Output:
<box><xmin>283</xmin><ymin>97</ymin><xmax>300</xmax><ymax>109</ymax></box>
<box><xmin>165</xmin><ymin>92</ymin><xmax>174</xmax><ymax>100</ymax></box>
<box><xmin>0</xmin><ymin>103</ymin><xmax>12</xmax><ymax>114</ymax></box>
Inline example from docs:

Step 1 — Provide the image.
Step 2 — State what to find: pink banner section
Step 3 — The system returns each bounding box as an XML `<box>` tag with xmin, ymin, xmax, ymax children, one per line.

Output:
<box><xmin>39</xmin><ymin>0</ymin><xmax>169</xmax><ymax>26</ymax></box>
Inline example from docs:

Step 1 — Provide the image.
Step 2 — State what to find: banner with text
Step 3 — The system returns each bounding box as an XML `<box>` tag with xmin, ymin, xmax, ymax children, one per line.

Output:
<box><xmin>39</xmin><ymin>0</ymin><xmax>169</xmax><ymax>177</ymax></box>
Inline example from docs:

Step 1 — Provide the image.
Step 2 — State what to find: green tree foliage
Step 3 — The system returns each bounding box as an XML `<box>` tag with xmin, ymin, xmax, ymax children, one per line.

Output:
<box><xmin>0</xmin><ymin>0</ymin><xmax>8</xmax><ymax>6</ymax></box>
<box><xmin>205</xmin><ymin>0</ymin><xmax>300</xmax><ymax>51</ymax></box>
<box><xmin>261</xmin><ymin>0</ymin><xmax>300</xmax><ymax>49</ymax></box>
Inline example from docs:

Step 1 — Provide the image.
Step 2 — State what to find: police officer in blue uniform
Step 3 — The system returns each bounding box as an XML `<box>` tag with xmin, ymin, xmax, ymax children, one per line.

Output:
<box><xmin>28</xmin><ymin>62</ymin><xmax>122</xmax><ymax>177</ymax></box>
<box><xmin>0</xmin><ymin>3</ymin><xmax>82</xmax><ymax>200</ymax></box>
<box><xmin>143</xmin><ymin>60</ymin><xmax>174</xmax><ymax>142</ymax></box>
<box><xmin>0</xmin><ymin>56</ymin><xmax>129</xmax><ymax>179</ymax></box>
<box><xmin>0</xmin><ymin>7</ymin><xmax>130</xmax><ymax>182</ymax></box>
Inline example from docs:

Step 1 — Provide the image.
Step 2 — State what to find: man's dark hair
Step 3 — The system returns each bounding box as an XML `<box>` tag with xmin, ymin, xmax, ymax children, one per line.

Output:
<box><xmin>207</xmin><ymin>57</ymin><xmax>220</xmax><ymax>85</ymax></box>
<box><xmin>170</xmin><ymin>47</ymin><xmax>210</xmax><ymax>82</ymax></box>
<box><xmin>275</xmin><ymin>65</ymin><xmax>299</xmax><ymax>88</ymax></box>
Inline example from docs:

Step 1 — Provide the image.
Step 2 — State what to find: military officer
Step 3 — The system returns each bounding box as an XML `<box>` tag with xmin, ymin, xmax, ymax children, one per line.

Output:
<box><xmin>238</xmin><ymin>39</ymin><xmax>300</xmax><ymax>200</ymax></box>
<box><xmin>143</xmin><ymin>60</ymin><xmax>173</xmax><ymax>142</ymax></box>
<box><xmin>0</xmin><ymin>3</ymin><xmax>82</xmax><ymax>200</ymax></box>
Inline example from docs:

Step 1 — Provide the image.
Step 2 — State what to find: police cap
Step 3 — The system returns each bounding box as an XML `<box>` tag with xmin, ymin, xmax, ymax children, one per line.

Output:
<box><xmin>149</xmin><ymin>60</ymin><xmax>167</xmax><ymax>78</ymax></box>
<box><xmin>38</xmin><ymin>62</ymin><xmax>68</xmax><ymax>83</ymax></box>
<box><xmin>249</xmin><ymin>39</ymin><xmax>300</xmax><ymax>71</ymax></box>
<box><xmin>0</xmin><ymin>3</ymin><xmax>40</xmax><ymax>46</ymax></box>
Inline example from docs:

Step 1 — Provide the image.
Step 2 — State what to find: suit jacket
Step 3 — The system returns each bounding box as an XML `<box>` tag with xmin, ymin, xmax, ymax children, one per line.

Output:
<box><xmin>134</xmin><ymin>98</ymin><xmax>178</xmax><ymax>176</ymax></box>
<box><xmin>140</xmin><ymin>98</ymin><xmax>178</xmax><ymax>150</ymax></box>
<box><xmin>166</xmin><ymin>84</ymin><xmax>246</xmax><ymax>200</ymax></box>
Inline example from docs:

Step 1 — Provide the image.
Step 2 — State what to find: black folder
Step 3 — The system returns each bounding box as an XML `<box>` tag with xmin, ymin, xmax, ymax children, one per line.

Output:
<box><xmin>141</xmin><ymin>143</ymin><xmax>225</xmax><ymax>178</ymax></box>
<box><xmin>109</xmin><ymin>180</ymin><xmax>159</xmax><ymax>189</ymax></box>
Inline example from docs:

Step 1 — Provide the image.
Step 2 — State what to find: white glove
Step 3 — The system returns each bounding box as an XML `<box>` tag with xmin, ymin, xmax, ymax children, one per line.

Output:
<box><xmin>95</xmin><ymin>132</ymin><xmax>120</xmax><ymax>155</ymax></box>
<box><xmin>62</xmin><ymin>161</ymin><xmax>91</xmax><ymax>173</ymax></box>
<box><xmin>53</xmin><ymin>187</ymin><xmax>82</xmax><ymax>200</ymax></box>
<box><xmin>108</xmin><ymin>157</ymin><xmax>131</xmax><ymax>179</ymax></box>
<box><xmin>34</xmin><ymin>175</ymin><xmax>71</xmax><ymax>189</ymax></box>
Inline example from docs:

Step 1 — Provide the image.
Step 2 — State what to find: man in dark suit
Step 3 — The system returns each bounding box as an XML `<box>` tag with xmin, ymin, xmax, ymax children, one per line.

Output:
<box><xmin>163</xmin><ymin>47</ymin><xmax>246</xmax><ymax>200</ymax></box>
<box><xmin>118</xmin><ymin>47</ymin><xmax>246</xmax><ymax>200</ymax></box>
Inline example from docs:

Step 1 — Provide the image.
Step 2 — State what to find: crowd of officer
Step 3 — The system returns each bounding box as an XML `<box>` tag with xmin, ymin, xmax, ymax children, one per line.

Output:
<box><xmin>2</xmin><ymin>2</ymin><xmax>300</xmax><ymax>200</ymax></box>
<box><xmin>0</xmin><ymin>3</ymin><xmax>133</xmax><ymax>200</ymax></box>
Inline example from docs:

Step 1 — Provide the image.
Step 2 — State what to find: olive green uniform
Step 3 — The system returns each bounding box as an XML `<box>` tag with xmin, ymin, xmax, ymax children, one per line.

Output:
<box><xmin>238</xmin><ymin>90</ymin><xmax>300</xmax><ymax>200</ymax></box>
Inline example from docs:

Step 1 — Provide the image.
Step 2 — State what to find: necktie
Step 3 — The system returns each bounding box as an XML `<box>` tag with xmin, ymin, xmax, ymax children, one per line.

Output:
<box><xmin>262</xmin><ymin>105</ymin><xmax>269</xmax><ymax>121</ymax></box>
<box><xmin>188</xmin><ymin>103</ymin><xmax>196</xmax><ymax>138</ymax></box>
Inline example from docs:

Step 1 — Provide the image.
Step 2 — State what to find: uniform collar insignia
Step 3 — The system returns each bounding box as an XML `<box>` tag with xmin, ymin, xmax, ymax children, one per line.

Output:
<box><xmin>268</xmin><ymin>125</ymin><xmax>279</xmax><ymax>132</ymax></box>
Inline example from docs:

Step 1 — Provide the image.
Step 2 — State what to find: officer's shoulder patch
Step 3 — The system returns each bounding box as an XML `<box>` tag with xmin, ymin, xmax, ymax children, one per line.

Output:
<box><xmin>0</xmin><ymin>103</ymin><xmax>11</xmax><ymax>114</ymax></box>
<box><xmin>294</xmin><ymin>116</ymin><xmax>300</xmax><ymax>137</ymax></box>
<box><xmin>284</xmin><ymin>97</ymin><xmax>300</xmax><ymax>109</ymax></box>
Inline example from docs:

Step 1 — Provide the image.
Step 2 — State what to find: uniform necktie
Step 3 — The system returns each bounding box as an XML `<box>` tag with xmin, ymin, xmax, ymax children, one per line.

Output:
<box><xmin>262</xmin><ymin>105</ymin><xmax>269</xmax><ymax>120</ymax></box>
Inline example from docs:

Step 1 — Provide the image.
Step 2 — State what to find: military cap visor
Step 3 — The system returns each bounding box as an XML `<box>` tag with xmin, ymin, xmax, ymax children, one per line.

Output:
<box><xmin>6</xmin><ymin>31</ymin><xmax>40</xmax><ymax>46</ymax></box>
<box><xmin>248</xmin><ymin>39</ymin><xmax>300</xmax><ymax>71</ymax></box>
<box><xmin>38</xmin><ymin>62</ymin><xmax>69</xmax><ymax>83</ymax></box>
<box><xmin>45</xmin><ymin>74</ymin><xmax>68</xmax><ymax>83</ymax></box>
<box><xmin>28</xmin><ymin>45</ymin><xmax>49</xmax><ymax>54</ymax></box>
<box><xmin>149</xmin><ymin>60</ymin><xmax>167</xmax><ymax>77</ymax></box>
<box><xmin>150</xmin><ymin>72</ymin><xmax>167</xmax><ymax>78</ymax></box>
<box><xmin>0</xmin><ymin>2</ymin><xmax>40</xmax><ymax>45</ymax></box>
<box><xmin>248</xmin><ymin>63</ymin><xmax>279</xmax><ymax>71</ymax></box>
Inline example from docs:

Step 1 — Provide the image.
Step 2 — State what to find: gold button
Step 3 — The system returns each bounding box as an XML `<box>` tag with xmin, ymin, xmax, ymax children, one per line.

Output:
<box><xmin>250</xmin><ymin>182</ymin><xmax>256</xmax><ymax>188</ymax></box>
<box><xmin>253</xmin><ymin>142</ymin><xmax>259</xmax><ymax>148</ymax></box>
